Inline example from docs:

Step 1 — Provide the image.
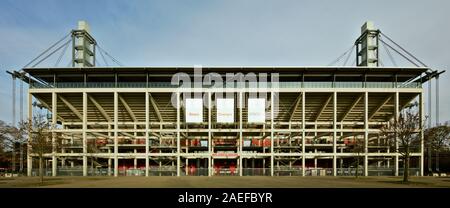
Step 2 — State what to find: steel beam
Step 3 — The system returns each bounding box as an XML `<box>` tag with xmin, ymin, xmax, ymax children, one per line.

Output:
<box><xmin>314</xmin><ymin>93</ymin><xmax>333</xmax><ymax>121</ymax></box>
<box><xmin>149</xmin><ymin>93</ymin><xmax>163</xmax><ymax>122</ymax></box>
<box><xmin>59</xmin><ymin>95</ymin><xmax>83</xmax><ymax>120</ymax></box>
<box><xmin>368</xmin><ymin>95</ymin><xmax>393</xmax><ymax>120</ymax></box>
<box><xmin>118</xmin><ymin>94</ymin><xmax>137</xmax><ymax>122</ymax></box>
<box><xmin>340</xmin><ymin>94</ymin><xmax>363</xmax><ymax>121</ymax></box>
<box><xmin>289</xmin><ymin>93</ymin><xmax>302</xmax><ymax>122</ymax></box>
<box><xmin>88</xmin><ymin>94</ymin><xmax>112</xmax><ymax>122</ymax></box>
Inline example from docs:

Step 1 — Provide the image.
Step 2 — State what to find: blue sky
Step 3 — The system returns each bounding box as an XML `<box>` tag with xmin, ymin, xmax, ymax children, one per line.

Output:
<box><xmin>0</xmin><ymin>0</ymin><xmax>449</xmax><ymax>125</ymax></box>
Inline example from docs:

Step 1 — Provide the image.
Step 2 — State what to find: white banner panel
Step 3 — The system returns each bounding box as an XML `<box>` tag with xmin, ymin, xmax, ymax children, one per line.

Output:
<box><xmin>216</xmin><ymin>98</ymin><xmax>234</xmax><ymax>123</ymax></box>
<box><xmin>247</xmin><ymin>98</ymin><xmax>265</xmax><ymax>123</ymax></box>
<box><xmin>185</xmin><ymin>98</ymin><xmax>203</xmax><ymax>123</ymax></box>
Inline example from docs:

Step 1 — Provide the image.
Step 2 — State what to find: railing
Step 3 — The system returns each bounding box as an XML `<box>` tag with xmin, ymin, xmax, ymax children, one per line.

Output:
<box><xmin>35</xmin><ymin>166</ymin><xmax>420</xmax><ymax>176</ymax></box>
<box><xmin>274</xmin><ymin>167</ymin><xmax>304</xmax><ymax>176</ymax></box>
<box><xmin>182</xmin><ymin>168</ymin><xmax>209</xmax><ymax>176</ymax></box>
<box><xmin>242</xmin><ymin>168</ymin><xmax>271</xmax><ymax>176</ymax></box>
<box><xmin>31</xmin><ymin>81</ymin><xmax>422</xmax><ymax>89</ymax></box>
<box><xmin>337</xmin><ymin>168</ymin><xmax>365</xmax><ymax>176</ymax></box>
<box><xmin>303</xmin><ymin>82</ymin><xmax>333</xmax><ymax>88</ymax></box>
<box><xmin>214</xmin><ymin>168</ymin><xmax>239</xmax><ymax>176</ymax></box>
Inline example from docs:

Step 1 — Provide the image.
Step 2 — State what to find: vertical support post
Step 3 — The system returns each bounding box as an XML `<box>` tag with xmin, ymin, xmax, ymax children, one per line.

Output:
<box><xmin>394</xmin><ymin>91</ymin><xmax>399</xmax><ymax>176</ymax></box>
<box><xmin>176</xmin><ymin>92</ymin><xmax>181</xmax><ymax>176</ymax></box>
<box><xmin>270</xmin><ymin>91</ymin><xmax>274</xmax><ymax>177</ymax></box>
<box><xmin>301</xmin><ymin>92</ymin><xmax>306</xmax><ymax>176</ymax></box>
<box><xmin>83</xmin><ymin>92</ymin><xmax>88</xmax><ymax>176</ymax></box>
<box><xmin>145</xmin><ymin>92</ymin><xmax>149</xmax><ymax>176</ymax></box>
<box><xmin>208</xmin><ymin>92</ymin><xmax>212</xmax><ymax>176</ymax></box>
<box><xmin>427</xmin><ymin>79</ymin><xmax>432</xmax><ymax>173</ymax></box>
<box><xmin>12</xmin><ymin>75</ymin><xmax>16</xmax><ymax>173</ymax></box>
<box><xmin>133</xmin><ymin>124</ymin><xmax>137</xmax><ymax>170</ymax></box>
<box><xmin>19</xmin><ymin>75</ymin><xmax>24</xmax><ymax>173</ymax></box>
<box><xmin>333</xmin><ymin>91</ymin><xmax>337</xmax><ymax>176</ymax></box>
<box><xmin>27</xmin><ymin>93</ymin><xmax>33</xmax><ymax>176</ymax></box>
<box><xmin>420</xmin><ymin>92</ymin><xmax>425</xmax><ymax>176</ymax></box>
<box><xmin>364</xmin><ymin>91</ymin><xmax>369</xmax><ymax>176</ymax></box>
<box><xmin>107</xmin><ymin>148</ymin><xmax>111</xmax><ymax>176</ymax></box>
<box><xmin>239</xmin><ymin>92</ymin><xmax>244</xmax><ymax>176</ymax></box>
<box><xmin>185</xmin><ymin>158</ymin><xmax>188</xmax><ymax>176</ymax></box>
<box><xmin>52</xmin><ymin>92</ymin><xmax>57</xmax><ymax>177</ymax></box>
<box><xmin>436</xmin><ymin>75</ymin><xmax>439</xmax><ymax>126</ymax></box>
<box><xmin>61</xmin><ymin>122</ymin><xmax>66</xmax><ymax>168</ymax></box>
<box><xmin>12</xmin><ymin>75</ymin><xmax>16</xmax><ymax>127</ymax></box>
<box><xmin>114</xmin><ymin>92</ymin><xmax>118</xmax><ymax>177</ymax></box>
<box><xmin>133</xmin><ymin>149</ymin><xmax>137</xmax><ymax>169</ymax></box>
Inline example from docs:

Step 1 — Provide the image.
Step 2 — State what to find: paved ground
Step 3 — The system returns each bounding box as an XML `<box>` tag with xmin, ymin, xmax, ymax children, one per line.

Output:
<box><xmin>1</xmin><ymin>176</ymin><xmax>450</xmax><ymax>188</ymax></box>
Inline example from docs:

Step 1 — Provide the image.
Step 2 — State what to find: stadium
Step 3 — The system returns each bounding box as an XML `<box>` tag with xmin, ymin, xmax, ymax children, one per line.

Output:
<box><xmin>14</xmin><ymin>21</ymin><xmax>434</xmax><ymax>177</ymax></box>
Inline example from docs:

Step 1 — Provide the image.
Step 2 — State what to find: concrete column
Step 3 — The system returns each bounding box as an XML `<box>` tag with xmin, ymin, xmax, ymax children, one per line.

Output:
<box><xmin>61</xmin><ymin>122</ymin><xmax>66</xmax><ymax>167</ymax></box>
<box><xmin>364</xmin><ymin>91</ymin><xmax>369</xmax><ymax>176</ymax></box>
<box><xmin>133</xmin><ymin>123</ymin><xmax>137</xmax><ymax>169</ymax></box>
<box><xmin>134</xmin><ymin>149</ymin><xmax>137</xmax><ymax>169</ymax></box>
<box><xmin>61</xmin><ymin>149</ymin><xmax>65</xmax><ymax>167</ymax></box>
<box><xmin>263</xmin><ymin>158</ymin><xmax>266</xmax><ymax>175</ymax></box>
<box><xmin>239</xmin><ymin>92</ymin><xmax>244</xmax><ymax>176</ymax></box>
<box><xmin>52</xmin><ymin>92</ymin><xmax>57</xmax><ymax>177</ymax></box>
<box><xmin>237</xmin><ymin>158</ymin><xmax>240</xmax><ymax>176</ymax></box>
<box><xmin>270</xmin><ymin>91</ymin><xmax>274</xmax><ymax>177</ymax></box>
<box><xmin>301</xmin><ymin>92</ymin><xmax>305</xmax><ymax>176</ymax></box>
<box><xmin>420</xmin><ymin>92</ymin><xmax>424</xmax><ymax>176</ymax></box>
<box><xmin>27</xmin><ymin>93</ymin><xmax>33</xmax><ymax>177</ymax></box>
<box><xmin>176</xmin><ymin>92</ymin><xmax>180</xmax><ymax>176</ymax></box>
<box><xmin>185</xmin><ymin>158</ymin><xmax>188</xmax><ymax>176</ymax></box>
<box><xmin>70</xmin><ymin>133</ymin><xmax>74</xmax><ymax>168</ymax></box>
<box><xmin>114</xmin><ymin>92</ymin><xmax>118</xmax><ymax>177</ymax></box>
<box><xmin>145</xmin><ymin>92</ymin><xmax>149</xmax><ymax>176</ymax></box>
<box><xmin>83</xmin><ymin>92</ymin><xmax>88</xmax><ymax>176</ymax></box>
<box><xmin>211</xmin><ymin>158</ymin><xmax>214</xmax><ymax>176</ymax></box>
<box><xmin>108</xmin><ymin>148</ymin><xmax>111</xmax><ymax>176</ymax></box>
<box><xmin>208</xmin><ymin>92</ymin><xmax>212</xmax><ymax>176</ymax></box>
<box><xmin>340</xmin><ymin>124</ymin><xmax>343</xmax><ymax>170</ymax></box>
<box><xmin>333</xmin><ymin>91</ymin><xmax>337</xmax><ymax>176</ymax></box>
<box><xmin>394</xmin><ymin>91</ymin><xmax>399</xmax><ymax>176</ymax></box>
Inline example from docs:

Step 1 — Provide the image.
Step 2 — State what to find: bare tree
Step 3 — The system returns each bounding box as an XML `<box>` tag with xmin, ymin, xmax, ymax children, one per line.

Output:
<box><xmin>0</xmin><ymin>120</ymin><xmax>27</xmax><ymax>173</ymax></box>
<box><xmin>0</xmin><ymin>121</ymin><xmax>12</xmax><ymax>169</ymax></box>
<box><xmin>19</xmin><ymin>114</ymin><xmax>56</xmax><ymax>183</ymax></box>
<box><xmin>381</xmin><ymin>102</ymin><xmax>422</xmax><ymax>183</ymax></box>
<box><xmin>349</xmin><ymin>137</ymin><xmax>364</xmax><ymax>178</ymax></box>
<box><xmin>425</xmin><ymin>125</ymin><xmax>450</xmax><ymax>174</ymax></box>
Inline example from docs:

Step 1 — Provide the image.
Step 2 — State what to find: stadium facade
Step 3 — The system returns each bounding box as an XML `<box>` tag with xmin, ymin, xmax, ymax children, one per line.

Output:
<box><xmin>22</xmin><ymin>21</ymin><xmax>427</xmax><ymax>177</ymax></box>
